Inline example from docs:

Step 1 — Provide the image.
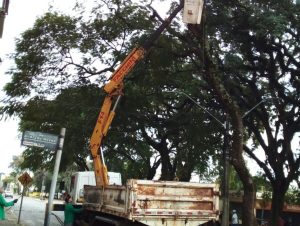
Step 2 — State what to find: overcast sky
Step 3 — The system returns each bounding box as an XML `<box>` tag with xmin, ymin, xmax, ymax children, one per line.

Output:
<box><xmin>0</xmin><ymin>0</ymin><xmax>76</xmax><ymax>175</ymax></box>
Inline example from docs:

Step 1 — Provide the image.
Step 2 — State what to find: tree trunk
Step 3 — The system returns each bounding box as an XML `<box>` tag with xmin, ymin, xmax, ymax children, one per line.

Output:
<box><xmin>232</xmin><ymin>154</ymin><xmax>257</xmax><ymax>226</ymax></box>
<box><xmin>160</xmin><ymin>148</ymin><xmax>174</xmax><ymax>180</ymax></box>
<box><xmin>141</xmin><ymin>129</ymin><xmax>175</xmax><ymax>180</ymax></box>
<box><xmin>270</xmin><ymin>180</ymin><xmax>288</xmax><ymax>226</ymax></box>
<box><xmin>230</xmin><ymin>109</ymin><xmax>257</xmax><ymax>226</ymax></box>
<box><xmin>200</xmin><ymin>31</ymin><xmax>258</xmax><ymax>226</ymax></box>
<box><xmin>147</xmin><ymin>158</ymin><xmax>160</xmax><ymax>180</ymax></box>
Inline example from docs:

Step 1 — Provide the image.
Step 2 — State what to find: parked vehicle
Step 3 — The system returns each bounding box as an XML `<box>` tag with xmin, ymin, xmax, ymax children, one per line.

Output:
<box><xmin>4</xmin><ymin>190</ymin><xmax>13</xmax><ymax>198</ymax></box>
<box><xmin>70</xmin><ymin>171</ymin><xmax>121</xmax><ymax>204</ymax></box>
<box><xmin>66</xmin><ymin>170</ymin><xmax>219</xmax><ymax>226</ymax></box>
<box><xmin>84</xmin><ymin>179</ymin><xmax>219</xmax><ymax>226</ymax></box>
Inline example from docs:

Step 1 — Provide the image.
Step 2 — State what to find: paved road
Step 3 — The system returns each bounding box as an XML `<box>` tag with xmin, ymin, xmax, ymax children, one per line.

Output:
<box><xmin>8</xmin><ymin>195</ymin><xmax>64</xmax><ymax>226</ymax></box>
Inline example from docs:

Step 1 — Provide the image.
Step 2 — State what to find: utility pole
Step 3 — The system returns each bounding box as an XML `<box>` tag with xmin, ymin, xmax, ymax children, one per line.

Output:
<box><xmin>165</xmin><ymin>91</ymin><xmax>276</xmax><ymax>225</ymax></box>
<box><xmin>44</xmin><ymin>128</ymin><xmax>66</xmax><ymax>226</ymax></box>
<box><xmin>222</xmin><ymin>117</ymin><xmax>230</xmax><ymax>226</ymax></box>
<box><xmin>40</xmin><ymin>170</ymin><xmax>45</xmax><ymax>200</ymax></box>
<box><xmin>165</xmin><ymin>90</ymin><xmax>230</xmax><ymax>225</ymax></box>
<box><xmin>0</xmin><ymin>0</ymin><xmax>10</xmax><ymax>38</ymax></box>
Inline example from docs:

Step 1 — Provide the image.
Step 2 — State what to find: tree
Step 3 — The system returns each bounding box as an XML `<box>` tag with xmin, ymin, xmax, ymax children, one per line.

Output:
<box><xmin>285</xmin><ymin>186</ymin><xmax>300</xmax><ymax>205</ymax></box>
<box><xmin>2</xmin><ymin>176</ymin><xmax>14</xmax><ymax>190</ymax></box>
<box><xmin>8</xmin><ymin>155</ymin><xmax>24</xmax><ymax>194</ymax></box>
<box><xmin>1</xmin><ymin>0</ymin><xmax>222</xmax><ymax>182</ymax></box>
<box><xmin>179</xmin><ymin>12</ymin><xmax>258</xmax><ymax>226</ymax></box>
<box><xmin>183</xmin><ymin>1</ymin><xmax>300</xmax><ymax>225</ymax></box>
<box><xmin>31</xmin><ymin>169</ymin><xmax>52</xmax><ymax>194</ymax></box>
<box><xmin>18</xmin><ymin>85</ymin><xmax>104</xmax><ymax>172</ymax></box>
<box><xmin>4</xmin><ymin>1</ymin><xmax>299</xmax><ymax>224</ymax></box>
<box><xmin>204</xmin><ymin>1</ymin><xmax>300</xmax><ymax>225</ymax></box>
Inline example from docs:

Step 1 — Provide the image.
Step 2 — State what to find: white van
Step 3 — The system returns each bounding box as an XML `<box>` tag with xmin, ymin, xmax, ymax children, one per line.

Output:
<box><xmin>70</xmin><ymin>171</ymin><xmax>122</xmax><ymax>204</ymax></box>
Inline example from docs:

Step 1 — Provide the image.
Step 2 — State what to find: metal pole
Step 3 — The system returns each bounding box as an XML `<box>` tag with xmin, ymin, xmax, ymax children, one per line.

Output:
<box><xmin>222</xmin><ymin>118</ymin><xmax>230</xmax><ymax>226</ymax></box>
<box><xmin>164</xmin><ymin>90</ymin><xmax>231</xmax><ymax>224</ymax></box>
<box><xmin>40</xmin><ymin>171</ymin><xmax>45</xmax><ymax>200</ymax></box>
<box><xmin>17</xmin><ymin>186</ymin><xmax>25</xmax><ymax>224</ymax></box>
<box><xmin>0</xmin><ymin>172</ymin><xmax>4</xmax><ymax>187</ymax></box>
<box><xmin>44</xmin><ymin>128</ymin><xmax>66</xmax><ymax>226</ymax></box>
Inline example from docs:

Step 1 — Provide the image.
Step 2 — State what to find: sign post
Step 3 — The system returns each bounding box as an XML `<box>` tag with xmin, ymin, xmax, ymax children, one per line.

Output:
<box><xmin>20</xmin><ymin>129</ymin><xmax>65</xmax><ymax>226</ymax></box>
<box><xmin>44</xmin><ymin>128</ymin><xmax>66</xmax><ymax>226</ymax></box>
<box><xmin>18</xmin><ymin>172</ymin><xmax>33</xmax><ymax>224</ymax></box>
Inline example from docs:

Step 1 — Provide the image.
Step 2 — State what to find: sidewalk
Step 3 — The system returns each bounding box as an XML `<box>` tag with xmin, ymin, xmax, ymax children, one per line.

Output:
<box><xmin>0</xmin><ymin>209</ymin><xmax>26</xmax><ymax>226</ymax></box>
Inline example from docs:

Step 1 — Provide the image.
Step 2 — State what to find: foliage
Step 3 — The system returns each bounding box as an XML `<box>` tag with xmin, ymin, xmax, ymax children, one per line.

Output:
<box><xmin>2</xmin><ymin>1</ymin><xmax>300</xmax><ymax>223</ymax></box>
<box><xmin>1</xmin><ymin>0</ymin><xmax>222</xmax><ymax>182</ymax></box>
<box><xmin>229</xmin><ymin>165</ymin><xmax>243</xmax><ymax>191</ymax></box>
<box><xmin>285</xmin><ymin>186</ymin><xmax>300</xmax><ymax>205</ymax></box>
<box><xmin>8</xmin><ymin>155</ymin><xmax>26</xmax><ymax>194</ymax></box>
<box><xmin>198</xmin><ymin>0</ymin><xmax>300</xmax><ymax>224</ymax></box>
<box><xmin>146</xmin><ymin>0</ymin><xmax>300</xmax><ymax>224</ymax></box>
<box><xmin>9</xmin><ymin>155</ymin><xmax>24</xmax><ymax>174</ymax></box>
<box><xmin>2</xmin><ymin>176</ymin><xmax>14</xmax><ymax>184</ymax></box>
<box><xmin>31</xmin><ymin>170</ymin><xmax>52</xmax><ymax>193</ymax></box>
<box><xmin>253</xmin><ymin>174</ymin><xmax>272</xmax><ymax>192</ymax></box>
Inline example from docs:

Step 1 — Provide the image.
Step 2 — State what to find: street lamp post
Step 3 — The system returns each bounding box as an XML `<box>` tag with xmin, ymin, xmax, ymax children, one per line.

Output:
<box><xmin>166</xmin><ymin>90</ymin><xmax>225</xmax><ymax>128</ymax></box>
<box><xmin>242</xmin><ymin>97</ymin><xmax>276</xmax><ymax>119</ymax></box>
<box><xmin>165</xmin><ymin>91</ymin><xmax>277</xmax><ymax>226</ymax></box>
<box><xmin>165</xmin><ymin>90</ymin><xmax>229</xmax><ymax>226</ymax></box>
<box><xmin>222</xmin><ymin>118</ymin><xmax>230</xmax><ymax>226</ymax></box>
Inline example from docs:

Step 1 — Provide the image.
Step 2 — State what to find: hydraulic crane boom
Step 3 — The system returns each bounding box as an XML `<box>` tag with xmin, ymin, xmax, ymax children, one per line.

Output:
<box><xmin>89</xmin><ymin>0</ymin><xmax>185</xmax><ymax>187</ymax></box>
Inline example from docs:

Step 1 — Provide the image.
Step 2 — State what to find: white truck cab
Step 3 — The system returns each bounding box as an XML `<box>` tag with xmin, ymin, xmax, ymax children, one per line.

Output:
<box><xmin>70</xmin><ymin>171</ymin><xmax>122</xmax><ymax>204</ymax></box>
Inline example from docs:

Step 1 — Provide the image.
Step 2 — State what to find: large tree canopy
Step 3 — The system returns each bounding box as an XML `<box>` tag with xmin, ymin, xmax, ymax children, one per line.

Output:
<box><xmin>195</xmin><ymin>1</ymin><xmax>300</xmax><ymax>225</ymax></box>
<box><xmin>1</xmin><ymin>0</ymin><xmax>300</xmax><ymax>225</ymax></box>
<box><xmin>1</xmin><ymin>0</ymin><xmax>222</xmax><ymax>182</ymax></box>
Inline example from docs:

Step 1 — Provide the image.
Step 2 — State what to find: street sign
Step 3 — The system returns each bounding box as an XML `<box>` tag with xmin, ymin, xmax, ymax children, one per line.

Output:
<box><xmin>21</xmin><ymin>131</ymin><xmax>59</xmax><ymax>150</ymax></box>
<box><xmin>18</xmin><ymin>172</ymin><xmax>33</xmax><ymax>187</ymax></box>
<box><xmin>18</xmin><ymin>172</ymin><xmax>33</xmax><ymax>224</ymax></box>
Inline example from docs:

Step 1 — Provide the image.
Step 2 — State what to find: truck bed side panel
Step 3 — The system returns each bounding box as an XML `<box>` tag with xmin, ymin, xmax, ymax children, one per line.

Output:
<box><xmin>84</xmin><ymin>180</ymin><xmax>219</xmax><ymax>226</ymax></box>
<box><xmin>130</xmin><ymin>180</ymin><xmax>219</xmax><ymax>225</ymax></box>
<box><xmin>84</xmin><ymin>184</ymin><xmax>128</xmax><ymax>217</ymax></box>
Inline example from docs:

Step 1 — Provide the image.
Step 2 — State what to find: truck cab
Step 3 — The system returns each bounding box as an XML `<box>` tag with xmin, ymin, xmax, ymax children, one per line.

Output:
<box><xmin>70</xmin><ymin>171</ymin><xmax>122</xmax><ymax>204</ymax></box>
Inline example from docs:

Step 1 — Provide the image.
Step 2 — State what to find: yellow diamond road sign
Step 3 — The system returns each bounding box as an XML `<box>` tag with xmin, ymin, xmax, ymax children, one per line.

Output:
<box><xmin>18</xmin><ymin>172</ymin><xmax>33</xmax><ymax>187</ymax></box>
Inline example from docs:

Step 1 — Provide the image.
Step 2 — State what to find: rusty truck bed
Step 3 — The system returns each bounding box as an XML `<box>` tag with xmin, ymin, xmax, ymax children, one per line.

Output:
<box><xmin>84</xmin><ymin>179</ymin><xmax>219</xmax><ymax>226</ymax></box>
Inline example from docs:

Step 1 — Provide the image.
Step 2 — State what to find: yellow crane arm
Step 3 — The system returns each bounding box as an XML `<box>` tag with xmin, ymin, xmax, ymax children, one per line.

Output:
<box><xmin>90</xmin><ymin>95</ymin><xmax>112</xmax><ymax>186</ymax></box>
<box><xmin>104</xmin><ymin>47</ymin><xmax>145</xmax><ymax>94</ymax></box>
<box><xmin>89</xmin><ymin>48</ymin><xmax>145</xmax><ymax>187</ymax></box>
<box><xmin>90</xmin><ymin>89</ymin><xmax>122</xmax><ymax>187</ymax></box>
<box><xmin>90</xmin><ymin>0</ymin><xmax>184</xmax><ymax>187</ymax></box>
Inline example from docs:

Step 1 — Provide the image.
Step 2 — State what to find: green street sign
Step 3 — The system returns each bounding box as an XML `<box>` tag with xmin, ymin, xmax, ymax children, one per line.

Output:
<box><xmin>21</xmin><ymin>131</ymin><xmax>59</xmax><ymax>150</ymax></box>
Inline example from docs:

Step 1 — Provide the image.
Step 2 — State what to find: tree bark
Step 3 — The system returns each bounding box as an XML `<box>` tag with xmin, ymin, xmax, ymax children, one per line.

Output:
<box><xmin>159</xmin><ymin>143</ymin><xmax>175</xmax><ymax>180</ymax></box>
<box><xmin>270</xmin><ymin>180</ymin><xmax>289</xmax><ymax>226</ymax></box>
<box><xmin>200</xmin><ymin>27</ymin><xmax>258</xmax><ymax>226</ymax></box>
